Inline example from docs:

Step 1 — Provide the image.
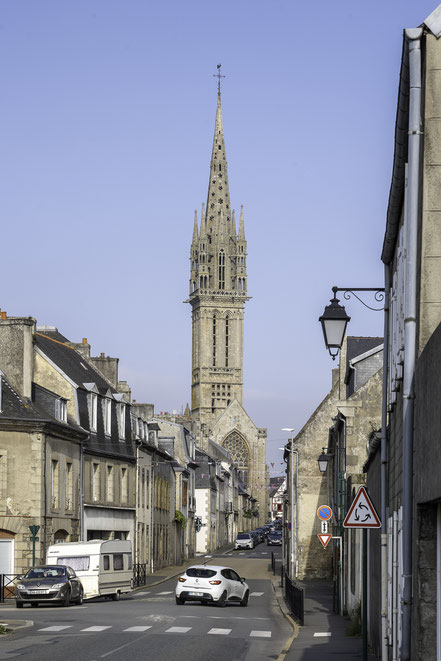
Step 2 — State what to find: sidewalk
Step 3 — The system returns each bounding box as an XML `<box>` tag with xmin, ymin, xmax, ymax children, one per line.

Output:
<box><xmin>272</xmin><ymin>576</ymin><xmax>375</xmax><ymax>660</ymax></box>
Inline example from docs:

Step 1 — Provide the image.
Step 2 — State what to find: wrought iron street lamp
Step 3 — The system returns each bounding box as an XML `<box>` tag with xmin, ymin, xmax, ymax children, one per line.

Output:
<box><xmin>317</xmin><ymin>447</ymin><xmax>334</xmax><ymax>474</ymax></box>
<box><xmin>319</xmin><ymin>286</ymin><xmax>385</xmax><ymax>359</ymax></box>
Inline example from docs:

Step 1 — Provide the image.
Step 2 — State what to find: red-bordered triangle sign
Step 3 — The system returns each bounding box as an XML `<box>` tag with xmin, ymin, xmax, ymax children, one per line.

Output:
<box><xmin>343</xmin><ymin>486</ymin><xmax>381</xmax><ymax>528</ymax></box>
<box><xmin>317</xmin><ymin>534</ymin><xmax>332</xmax><ymax>548</ymax></box>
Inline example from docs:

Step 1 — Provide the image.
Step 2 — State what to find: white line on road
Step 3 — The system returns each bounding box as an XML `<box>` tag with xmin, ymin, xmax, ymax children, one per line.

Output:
<box><xmin>165</xmin><ymin>626</ymin><xmax>192</xmax><ymax>633</ymax></box>
<box><xmin>38</xmin><ymin>625</ymin><xmax>72</xmax><ymax>632</ymax></box>
<box><xmin>123</xmin><ymin>626</ymin><xmax>152</xmax><ymax>632</ymax></box>
<box><xmin>156</xmin><ymin>591</ymin><xmax>173</xmax><ymax>595</ymax></box>
<box><xmin>314</xmin><ymin>632</ymin><xmax>332</xmax><ymax>637</ymax></box>
<box><xmin>250</xmin><ymin>630</ymin><xmax>272</xmax><ymax>638</ymax></box>
<box><xmin>134</xmin><ymin>591</ymin><xmax>150</xmax><ymax>596</ymax></box>
<box><xmin>82</xmin><ymin>626</ymin><xmax>112</xmax><ymax>632</ymax></box>
<box><xmin>208</xmin><ymin>628</ymin><xmax>232</xmax><ymax>635</ymax></box>
<box><xmin>250</xmin><ymin>592</ymin><xmax>264</xmax><ymax>597</ymax></box>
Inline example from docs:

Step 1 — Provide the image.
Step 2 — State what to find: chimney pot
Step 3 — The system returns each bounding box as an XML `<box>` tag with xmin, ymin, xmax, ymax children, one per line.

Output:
<box><xmin>1</xmin><ymin>311</ymin><xmax>6</xmax><ymax>319</ymax></box>
<box><xmin>100</xmin><ymin>352</ymin><xmax>105</xmax><ymax>358</ymax></box>
<box><xmin>82</xmin><ymin>338</ymin><xmax>87</xmax><ymax>344</ymax></box>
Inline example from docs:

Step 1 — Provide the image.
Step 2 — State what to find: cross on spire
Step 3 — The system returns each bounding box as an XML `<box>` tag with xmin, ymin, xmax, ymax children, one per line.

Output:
<box><xmin>213</xmin><ymin>64</ymin><xmax>225</xmax><ymax>94</ymax></box>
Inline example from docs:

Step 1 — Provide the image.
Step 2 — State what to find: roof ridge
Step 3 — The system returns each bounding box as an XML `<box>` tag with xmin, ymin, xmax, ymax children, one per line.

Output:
<box><xmin>35</xmin><ymin>332</ymin><xmax>76</xmax><ymax>350</ymax></box>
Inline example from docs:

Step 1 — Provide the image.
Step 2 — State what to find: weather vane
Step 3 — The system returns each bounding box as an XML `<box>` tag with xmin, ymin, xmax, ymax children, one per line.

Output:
<box><xmin>213</xmin><ymin>64</ymin><xmax>225</xmax><ymax>94</ymax></box>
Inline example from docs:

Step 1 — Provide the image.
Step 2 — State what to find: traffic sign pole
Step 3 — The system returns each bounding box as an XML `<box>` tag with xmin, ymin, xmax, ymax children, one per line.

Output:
<box><xmin>362</xmin><ymin>529</ymin><xmax>367</xmax><ymax>661</ymax></box>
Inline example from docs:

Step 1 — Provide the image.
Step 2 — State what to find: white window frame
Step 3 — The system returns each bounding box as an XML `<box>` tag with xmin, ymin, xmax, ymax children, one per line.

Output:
<box><xmin>89</xmin><ymin>393</ymin><xmax>98</xmax><ymax>432</ymax></box>
<box><xmin>103</xmin><ymin>398</ymin><xmax>111</xmax><ymax>436</ymax></box>
<box><xmin>65</xmin><ymin>462</ymin><xmax>73</xmax><ymax>510</ymax></box>
<box><xmin>55</xmin><ymin>398</ymin><xmax>67</xmax><ymax>423</ymax></box>
<box><xmin>117</xmin><ymin>403</ymin><xmax>126</xmax><ymax>440</ymax></box>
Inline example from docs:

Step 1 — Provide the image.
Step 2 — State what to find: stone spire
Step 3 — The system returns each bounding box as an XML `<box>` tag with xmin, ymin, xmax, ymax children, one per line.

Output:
<box><xmin>200</xmin><ymin>203</ymin><xmax>206</xmax><ymax>237</ymax></box>
<box><xmin>238</xmin><ymin>204</ymin><xmax>246</xmax><ymax>240</ymax></box>
<box><xmin>192</xmin><ymin>210</ymin><xmax>199</xmax><ymax>243</ymax></box>
<box><xmin>231</xmin><ymin>208</ymin><xmax>237</xmax><ymax>236</ymax></box>
<box><xmin>206</xmin><ymin>92</ymin><xmax>232</xmax><ymax>239</ymax></box>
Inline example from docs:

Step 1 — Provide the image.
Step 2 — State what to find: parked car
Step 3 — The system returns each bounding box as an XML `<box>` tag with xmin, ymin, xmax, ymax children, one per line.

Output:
<box><xmin>175</xmin><ymin>565</ymin><xmax>249</xmax><ymax>607</ymax></box>
<box><xmin>15</xmin><ymin>565</ymin><xmax>83</xmax><ymax>608</ymax></box>
<box><xmin>250</xmin><ymin>530</ymin><xmax>260</xmax><ymax>546</ymax></box>
<box><xmin>234</xmin><ymin>532</ymin><xmax>254</xmax><ymax>550</ymax></box>
<box><xmin>267</xmin><ymin>532</ymin><xmax>282</xmax><ymax>546</ymax></box>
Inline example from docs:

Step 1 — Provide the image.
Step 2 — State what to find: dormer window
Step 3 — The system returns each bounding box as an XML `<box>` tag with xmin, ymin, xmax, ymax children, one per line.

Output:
<box><xmin>117</xmin><ymin>403</ymin><xmax>126</xmax><ymax>440</ymax></box>
<box><xmin>88</xmin><ymin>393</ymin><xmax>98</xmax><ymax>432</ymax></box>
<box><xmin>55</xmin><ymin>398</ymin><xmax>67</xmax><ymax>423</ymax></box>
<box><xmin>103</xmin><ymin>398</ymin><xmax>111</xmax><ymax>435</ymax></box>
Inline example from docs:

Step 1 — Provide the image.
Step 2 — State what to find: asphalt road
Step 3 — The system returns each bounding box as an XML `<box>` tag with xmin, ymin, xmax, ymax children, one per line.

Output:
<box><xmin>0</xmin><ymin>545</ymin><xmax>288</xmax><ymax>661</ymax></box>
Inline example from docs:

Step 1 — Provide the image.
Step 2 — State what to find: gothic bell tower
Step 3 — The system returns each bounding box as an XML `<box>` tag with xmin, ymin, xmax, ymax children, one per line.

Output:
<box><xmin>188</xmin><ymin>80</ymin><xmax>249</xmax><ymax>439</ymax></box>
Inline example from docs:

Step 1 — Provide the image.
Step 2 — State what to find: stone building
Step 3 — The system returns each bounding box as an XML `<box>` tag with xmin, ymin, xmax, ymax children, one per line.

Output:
<box><xmin>186</xmin><ymin>86</ymin><xmax>268</xmax><ymax>524</ymax></box>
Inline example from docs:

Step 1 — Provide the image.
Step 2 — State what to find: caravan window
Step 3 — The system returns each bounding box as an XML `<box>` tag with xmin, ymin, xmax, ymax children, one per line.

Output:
<box><xmin>113</xmin><ymin>554</ymin><xmax>124</xmax><ymax>570</ymax></box>
<box><xmin>126</xmin><ymin>554</ymin><xmax>132</xmax><ymax>570</ymax></box>
<box><xmin>57</xmin><ymin>556</ymin><xmax>90</xmax><ymax>571</ymax></box>
<box><xmin>103</xmin><ymin>555</ymin><xmax>110</xmax><ymax>570</ymax></box>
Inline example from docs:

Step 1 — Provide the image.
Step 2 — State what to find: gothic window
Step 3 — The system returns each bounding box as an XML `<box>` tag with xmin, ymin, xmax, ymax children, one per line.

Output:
<box><xmin>219</xmin><ymin>164</ymin><xmax>222</xmax><ymax>171</ymax></box>
<box><xmin>222</xmin><ymin>432</ymin><xmax>250</xmax><ymax>487</ymax></box>
<box><xmin>218</xmin><ymin>145</ymin><xmax>221</xmax><ymax>150</ymax></box>
<box><xmin>218</xmin><ymin>250</ymin><xmax>225</xmax><ymax>289</ymax></box>
<box><xmin>225</xmin><ymin>316</ymin><xmax>229</xmax><ymax>367</ymax></box>
<box><xmin>212</xmin><ymin>315</ymin><xmax>216</xmax><ymax>366</ymax></box>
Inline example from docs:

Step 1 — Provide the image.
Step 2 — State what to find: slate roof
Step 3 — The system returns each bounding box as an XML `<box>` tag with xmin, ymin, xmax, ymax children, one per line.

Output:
<box><xmin>346</xmin><ymin>337</ymin><xmax>383</xmax><ymax>365</ymax></box>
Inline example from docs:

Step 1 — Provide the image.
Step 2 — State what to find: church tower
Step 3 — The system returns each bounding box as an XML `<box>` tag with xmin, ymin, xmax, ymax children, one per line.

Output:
<box><xmin>187</xmin><ymin>76</ymin><xmax>268</xmax><ymax>527</ymax></box>
<box><xmin>188</xmin><ymin>88</ymin><xmax>249</xmax><ymax>436</ymax></box>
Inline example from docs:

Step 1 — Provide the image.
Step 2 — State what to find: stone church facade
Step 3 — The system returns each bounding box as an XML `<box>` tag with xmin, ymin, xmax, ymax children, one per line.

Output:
<box><xmin>186</xmin><ymin>88</ymin><xmax>268</xmax><ymax>524</ymax></box>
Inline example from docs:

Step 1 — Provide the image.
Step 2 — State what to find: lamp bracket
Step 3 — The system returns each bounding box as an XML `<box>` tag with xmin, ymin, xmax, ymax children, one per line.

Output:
<box><xmin>332</xmin><ymin>286</ymin><xmax>385</xmax><ymax>312</ymax></box>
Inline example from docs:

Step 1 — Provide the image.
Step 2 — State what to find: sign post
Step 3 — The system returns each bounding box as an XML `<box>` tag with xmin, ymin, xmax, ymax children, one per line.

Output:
<box><xmin>343</xmin><ymin>486</ymin><xmax>381</xmax><ymax>661</ymax></box>
<box><xmin>28</xmin><ymin>525</ymin><xmax>40</xmax><ymax>567</ymax></box>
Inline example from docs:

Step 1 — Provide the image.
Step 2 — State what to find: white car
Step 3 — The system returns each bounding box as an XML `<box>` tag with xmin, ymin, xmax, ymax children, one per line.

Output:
<box><xmin>234</xmin><ymin>533</ymin><xmax>254</xmax><ymax>550</ymax></box>
<box><xmin>175</xmin><ymin>565</ymin><xmax>249</xmax><ymax>607</ymax></box>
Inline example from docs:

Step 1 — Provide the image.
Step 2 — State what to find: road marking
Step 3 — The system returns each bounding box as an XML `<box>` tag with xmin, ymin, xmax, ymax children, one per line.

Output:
<box><xmin>250</xmin><ymin>630</ymin><xmax>272</xmax><ymax>638</ymax></box>
<box><xmin>123</xmin><ymin>626</ymin><xmax>152</xmax><ymax>632</ymax></box>
<box><xmin>165</xmin><ymin>626</ymin><xmax>192</xmax><ymax>633</ymax></box>
<box><xmin>239</xmin><ymin>553</ymin><xmax>245</xmax><ymax>555</ymax></box>
<box><xmin>134</xmin><ymin>591</ymin><xmax>150</xmax><ymax>596</ymax></box>
<box><xmin>38</xmin><ymin>625</ymin><xmax>72</xmax><ymax>632</ymax></box>
<box><xmin>156</xmin><ymin>591</ymin><xmax>173</xmax><ymax>595</ymax></box>
<box><xmin>204</xmin><ymin>555</ymin><xmax>213</xmax><ymax>558</ymax></box>
<box><xmin>208</xmin><ymin>628</ymin><xmax>231</xmax><ymax>635</ymax></box>
<box><xmin>82</xmin><ymin>626</ymin><xmax>112</xmax><ymax>632</ymax></box>
<box><xmin>314</xmin><ymin>632</ymin><xmax>332</xmax><ymax>637</ymax></box>
<box><xmin>250</xmin><ymin>592</ymin><xmax>264</xmax><ymax>597</ymax></box>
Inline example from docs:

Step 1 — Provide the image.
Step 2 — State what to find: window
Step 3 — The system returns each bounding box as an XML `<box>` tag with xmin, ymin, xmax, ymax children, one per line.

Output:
<box><xmin>113</xmin><ymin>554</ymin><xmax>124</xmax><ymax>570</ymax></box>
<box><xmin>89</xmin><ymin>393</ymin><xmax>97</xmax><ymax>431</ymax></box>
<box><xmin>55</xmin><ymin>398</ymin><xmax>67</xmax><ymax>422</ymax></box>
<box><xmin>182</xmin><ymin>480</ymin><xmax>188</xmax><ymax>508</ymax></box>
<box><xmin>121</xmin><ymin>467</ymin><xmax>128</xmax><ymax>503</ymax></box>
<box><xmin>93</xmin><ymin>463</ymin><xmax>100</xmax><ymax>501</ymax></box>
<box><xmin>107</xmin><ymin>465</ymin><xmax>114</xmax><ymax>502</ymax></box>
<box><xmin>222</xmin><ymin>432</ymin><xmax>250</xmax><ymax>487</ymax></box>
<box><xmin>103</xmin><ymin>555</ymin><xmax>110</xmax><ymax>570</ymax></box>
<box><xmin>225</xmin><ymin>317</ymin><xmax>229</xmax><ymax>367</ymax></box>
<box><xmin>218</xmin><ymin>250</ymin><xmax>225</xmax><ymax>289</ymax></box>
<box><xmin>103</xmin><ymin>399</ymin><xmax>111</xmax><ymax>435</ymax></box>
<box><xmin>65</xmin><ymin>462</ymin><xmax>73</xmax><ymax>510</ymax></box>
<box><xmin>212</xmin><ymin>315</ymin><xmax>216</xmax><ymax>366</ymax></box>
<box><xmin>57</xmin><ymin>556</ymin><xmax>89</xmax><ymax>571</ymax></box>
<box><xmin>117</xmin><ymin>403</ymin><xmax>126</xmax><ymax>439</ymax></box>
<box><xmin>51</xmin><ymin>459</ymin><xmax>59</xmax><ymax>508</ymax></box>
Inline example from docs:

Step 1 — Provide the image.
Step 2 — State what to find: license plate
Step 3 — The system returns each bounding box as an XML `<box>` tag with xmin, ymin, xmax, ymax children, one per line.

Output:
<box><xmin>30</xmin><ymin>590</ymin><xmax>47</xmax><ymax>594</ymax></box>
<box><xmin>188</xmin><ymin>591</ymin><xmax>203</xmax><ymax>596</ymax></box>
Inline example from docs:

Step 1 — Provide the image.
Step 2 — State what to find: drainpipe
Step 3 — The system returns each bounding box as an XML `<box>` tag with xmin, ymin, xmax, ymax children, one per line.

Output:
<box><xmin>401</xmin><ymin>27</ymin><xmax>422</xmax><ymax>661</ymax></box>
<box><xmin>381</xmin><ymin>264</ymin><xmax>390</xmax><ymax>661</ymax></box>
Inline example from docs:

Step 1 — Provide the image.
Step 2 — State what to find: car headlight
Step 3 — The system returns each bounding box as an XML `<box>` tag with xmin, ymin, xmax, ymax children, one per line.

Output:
<box><xmin>16</xmin><ymin>584</ymin><xmax>26</xmax><ymax>590</ymax></box>
<box><xmin>52</xmin><ymin>582</ymin><xmax>66</xmax><ymax>589</ymax></box>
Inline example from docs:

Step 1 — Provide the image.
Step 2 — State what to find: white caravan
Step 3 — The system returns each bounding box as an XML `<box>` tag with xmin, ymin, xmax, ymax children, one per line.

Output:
<box><xmin>46</xmin><ymin>540</ymin><xmax>133</xmax><ymax>600</ymax></box>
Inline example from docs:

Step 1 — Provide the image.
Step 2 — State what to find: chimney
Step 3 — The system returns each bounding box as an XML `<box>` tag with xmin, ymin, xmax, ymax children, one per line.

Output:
<box><xmin>0</xmin><ymin>316</ymin><xmax>36</xmax><ymax>398</ymax></box>
<box><xmin>67</xmin><ymin>339</ymin><xmax>91</xmax><ymax>359</ymax></box>
<box><xmin>117</xmin><ymin>380</ymin><xmax>131</xmax><ymax>403</ymax></box>
<box><xmin>89</xmin><ymin>355</ymin><xmax>119</xmax><ymax>389</ymax></box>
<box><xmin>100</xmin><ymin>352</ymin><xmax>105</xmax><ymax>358</ymax></box>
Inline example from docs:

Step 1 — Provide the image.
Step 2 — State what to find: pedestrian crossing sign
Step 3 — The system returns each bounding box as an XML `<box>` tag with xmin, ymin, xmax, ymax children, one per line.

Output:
<box><xmin>343</xmin><ymin>486</ymin><xmax>381</xmax><ymax>528</ymax></box>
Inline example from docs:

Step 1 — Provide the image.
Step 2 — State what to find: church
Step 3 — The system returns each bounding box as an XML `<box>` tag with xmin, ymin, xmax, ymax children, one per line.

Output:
<box><xmin>187</xmin><ymin>76</ymin><xmax>268</xmax><ymax>524</ymax></box>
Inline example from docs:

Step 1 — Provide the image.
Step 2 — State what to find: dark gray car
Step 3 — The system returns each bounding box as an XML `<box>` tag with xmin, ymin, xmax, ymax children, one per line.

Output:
<box><xmin>15</xmin><ymin>565</ymin><xmax>83</xmax><ymax>608</ymax></box>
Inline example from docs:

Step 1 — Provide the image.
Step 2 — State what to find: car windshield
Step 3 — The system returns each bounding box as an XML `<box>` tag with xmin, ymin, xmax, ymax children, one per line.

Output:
<box><xmin>24</xmin><ymin>567</ymin><xmax>66</xmax><ymax>579</ymax></box>
<box><xmin>237</xmin><ymin>534</ymin><xmax>250</xmax><ymax>539</ymax></box>
<box><xmin>186</xmin><ymin>568</ymin><xmax>217</xmax><ymax>578</ymax></box>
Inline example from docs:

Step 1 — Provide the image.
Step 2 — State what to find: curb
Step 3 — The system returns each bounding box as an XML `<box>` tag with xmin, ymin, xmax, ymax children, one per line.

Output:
<box><xmin>0</xmin><ymin>619</ymin><xmax>34</xmax><ymax>635</ymax></box>
<box><xmin>271</xmin><ymin>577</ymin><xmax>299</xmax><ymax>661</ymax></box>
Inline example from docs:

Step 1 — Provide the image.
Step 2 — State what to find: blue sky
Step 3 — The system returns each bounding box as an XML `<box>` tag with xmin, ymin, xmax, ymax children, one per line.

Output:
<box><xmin>1</xmin><ymin>0</ymin><xmax>438</xmax><ymax>476</ymax></box>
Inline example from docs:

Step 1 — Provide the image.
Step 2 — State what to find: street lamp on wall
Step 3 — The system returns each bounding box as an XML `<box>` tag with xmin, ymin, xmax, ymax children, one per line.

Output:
<box><xmin>319</xmin><ymin>286</ymin><xmax>385</xmax><ymax>360</ymax></box>
<box><xmin>317</xmin><ymin>448</ymin><xmax>334</xmax><ymax>474</ymax></box>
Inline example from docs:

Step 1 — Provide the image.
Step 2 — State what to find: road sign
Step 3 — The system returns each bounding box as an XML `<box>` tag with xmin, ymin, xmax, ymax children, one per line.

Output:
<box><xmin>317</xmin><ymin>534</ymin><xmax>332</xmax><ymax>548</ymax></box>
<box><xmin>321</xmin><ymin>521</ymin><xmax>328</xmax><ymax>534</ymax></box>
<box><xmin>343</xmin><ymin>486</ymin><xmax>381</xmax><ymax>528</ymax></box>
<box><xmin>317</xmin><ymin>505</ymin><xmax>333</xmax><ymax>521</ymax></box>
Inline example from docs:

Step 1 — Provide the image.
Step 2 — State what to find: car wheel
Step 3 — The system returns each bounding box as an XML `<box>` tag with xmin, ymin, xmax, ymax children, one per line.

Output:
<box><xmin>76</xmin><ymin>588</ymin><xmax>84</xmax><ymax>606</ymax></box>
<box><xmin>31</xmin><ymin>603</ymin><xmax>39</xmax><ymax>608</ymax></box>
<box><xmin>63</xmin><ymin>590</ymin><xmax>71</xmax><ymax>607</ymax></box>
<box><xmin>175</xmin><ymin>596</ymin><xmax>185</xmax><ymax>605</ymax></box>
<box><xmin>217</xmin><ymin>590</ymin><xmax>227</xmax><ymax>608</ymax></box>
<box><xmin>111</xmin><ymin>591</ymin><xmax>121</xmax><ymax>602</ymax></box>
<box><xmin>240</xmin><ymin>590</ymin><xmax>249</xmax><ymax>607</ymax></box>
<box><xmin>16</xmin><ymin>601</ymin><xmax>24</xmax><ymax>609</ymax></box>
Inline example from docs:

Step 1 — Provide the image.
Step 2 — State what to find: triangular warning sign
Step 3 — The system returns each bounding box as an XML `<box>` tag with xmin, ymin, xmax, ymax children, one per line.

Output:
<box><xmin>317</xmin><ymin>534</ymin><xmax>332</xmax><ymax>548</ymax></box>
<box><xmin>343</xmin><ymin>486</ymin><xmax>381</xmax><ymax>528</ymax></box>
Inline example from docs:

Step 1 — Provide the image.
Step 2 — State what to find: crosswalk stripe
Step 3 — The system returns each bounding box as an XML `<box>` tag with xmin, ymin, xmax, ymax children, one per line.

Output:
<box><xmin>250</xmin><ymin>592</ymin><xmax>265</xmax><ymax>597</ymax></box>
<box><xmin>314</xmin><ymin>632</ymin><xmax>332</xmax><ymax>637</ymax></box>
<box><xmin>208</xmin><ymin>628</ymin><xmax>231</xmax><ymax>635</ymax></box>
<box><xmin>135</xmin><ymin>591</ymin><xmax>150</xmax><ymax>596</ymax></box>
<box><xmin>156</xmin><ymin>591</ymin><xmax>173</xmax><ymax>595</ymax></box>
<box><xmin>81</xmin><ymin>626</ymin><xmax>112</xmax><ymax>632</ymax></box>
<box><xmin>250</xmin><ymin>630</ymin><xmax>271</xmax><ymax>638</ymax></box>
<box><xmin>38</xmin><ymin>626</ymin><xmax>72</xmax><ymax>632</ymax></box>
<box><xmin>165</xmin><ymin>626</ymin><xmax>192</xmax><ymax>633</ymax></box>
<box><xmin>123</xmin><ymin>626</ymin><xmax>152</xmax><ymax>632</ymax></box>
